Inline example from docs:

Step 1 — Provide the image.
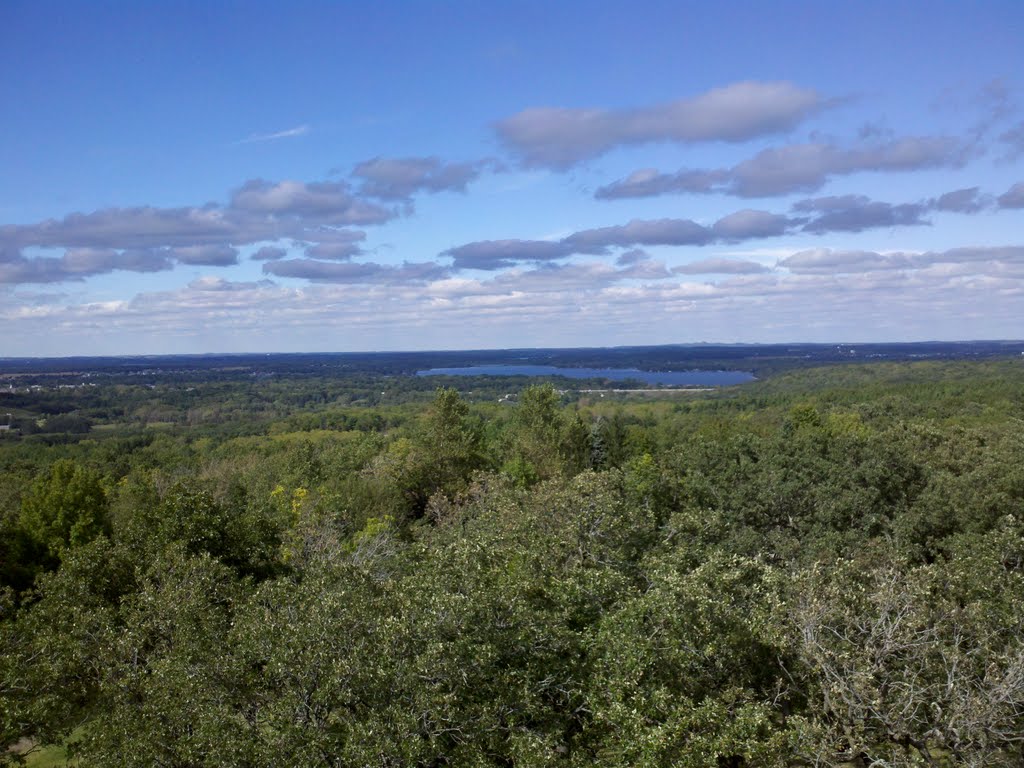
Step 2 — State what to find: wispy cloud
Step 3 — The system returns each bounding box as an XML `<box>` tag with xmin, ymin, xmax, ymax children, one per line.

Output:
<box><xmin>778</xmin><ymin>245</ymin><xmax>1024</xmax><ymax>275</ymax></box>
<box><xmin>236</xmin><ymin>124</ymin><xmax>310</xmax><ymax>144</ymax></box>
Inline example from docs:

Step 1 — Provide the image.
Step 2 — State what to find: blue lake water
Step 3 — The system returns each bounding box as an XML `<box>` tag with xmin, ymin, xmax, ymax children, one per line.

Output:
<box><xmin>416</xmin><ymin>365</ymin><xmax>755</xmax><ymax>387</ymax></box>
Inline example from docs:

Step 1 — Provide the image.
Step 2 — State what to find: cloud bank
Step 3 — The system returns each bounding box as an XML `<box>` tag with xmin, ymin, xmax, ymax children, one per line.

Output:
<box><xmin>440</xmin><ymin>187</ymin><xmax>982</xmax><ymax>271</ymax></box>
<box><xmin>7</xmin><ymin>241</ymin><xmax>1023</xmax><ymax>354</ymax></box>
<box><xmin>0</xmin><ymin>179</ymin><xmax>396</xmax><ymax>284</ymax></box>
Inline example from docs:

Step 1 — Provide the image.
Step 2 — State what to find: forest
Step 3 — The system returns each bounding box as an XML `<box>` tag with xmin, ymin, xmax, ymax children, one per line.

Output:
<box><xmin>1</xmin><ymin>355</ymin><xmax>1023</xmax><ymax>767</ymax></box>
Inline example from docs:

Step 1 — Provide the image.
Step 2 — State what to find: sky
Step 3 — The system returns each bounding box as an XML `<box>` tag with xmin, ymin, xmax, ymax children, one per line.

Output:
<box><xmin>1</xmin><ymin>1</ymin><xmax>1023</xmax><ymax>356</ymax></box>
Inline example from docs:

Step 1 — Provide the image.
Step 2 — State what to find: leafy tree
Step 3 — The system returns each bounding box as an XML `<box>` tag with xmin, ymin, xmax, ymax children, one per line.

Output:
<box><xmin>788</xmin><ymin>525</ymin><xmax>1024</xmax><ymax>767</ymax></box>
<box><xmin>583</xmin><ymin>552</ymin><xmax>789</xmax><ymax>766</ymax></box>
<box><xmin>19</xmin><ymin>459</ymin><xmax>109</xmax><ymax>558</ymax></box>
<box><xmin>0</xmin><ymin>517</ymin><xmax>46</xmax><ymax>594</ymax></box>
<box><xmin>0</xmin><ymin>537</ymin><xmax>135</xmax><ymax>755</ymax></box>
<box><xmin>72</xmin><ymin>545</ymin><xmax>244</xmax><ymax>767</ymax></box>
<box><xmin>5</xmin><ymin>357</ymin><xmax>1024</xmax><ymax>765</ymax></box>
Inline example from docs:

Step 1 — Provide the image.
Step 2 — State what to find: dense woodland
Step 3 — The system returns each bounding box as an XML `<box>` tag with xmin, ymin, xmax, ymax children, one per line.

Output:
<box><xmin>2</xmin><ymin>358</ymin><xmax>1023</xmax><ymax>766</ymax></box>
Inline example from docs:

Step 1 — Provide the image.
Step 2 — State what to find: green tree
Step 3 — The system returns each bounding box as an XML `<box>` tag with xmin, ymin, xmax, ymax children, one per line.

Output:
<box><xmin>506</xmin><ymin>384</ymin><xmax>590</xmax><ymax>483</ymax></box>
<box><xmin>789</xmin><ymin>525</ymin><xmax>1024</xmax><ymax>767</ymax></box>
<box><xmin>583</xmin><ymin>552</ymin><xmax>789</xmax><ymax>766</ymax></box>
<box><xmin>0</xmin><ymin>537</ymin><xmax>135</xmax><ymax>755</ymax></box>
<box><xmin>19</xmin><ymin>459</ymin><xmax>109</xmax><ymax>558</ymax></box>
<box><xmin>420</xmin><ymin>387</ymin><xmax>485</xmax><ymax>495</ymax></box>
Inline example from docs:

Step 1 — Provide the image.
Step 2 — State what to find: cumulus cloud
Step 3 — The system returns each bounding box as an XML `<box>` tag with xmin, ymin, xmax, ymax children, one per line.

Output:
<box><xmin>188</xmin><ymin>276</ymin><xmax>275</xmax><ymax>292</ymax></box>
<box><xmin>595</xmin><ymin>136</ymin><xmax>966</xmax><ymax>199</ymax></box>
<box><xmin>495</xmin><ymin>80</ymin><xmax>824</xmax><ymax>169</ymax></box>
<box><xmin>304</xmin><ymin>241</ymin><xmax>365</xmax><ymax>260</ymax></box>
<box><xmin>620</xmin><ymin>258</ymin><xmax>673</xmax><ymax>280</ymax></box>
<box><xmin>711</xmin><ymin>210</ymin><xmax>792</xmax><ymax>240</ymax></box>
<box><xmin>298</xmin><ymin>227</ymin><xmax>370</xmax><ymax>244</ymax></box>
<box><xmin>780</xmin><ymin>248</ymin><xmax>922</xmax><ymax>274</ymax></box>
<box><xmin>62</xmin><ymin>247</ymin><xmax>173</xmax><ymax>274</ymax></box>
<box><xmin>251</xmin><ymin>246</ymin><xmax>287</xmax><ymax>261</ymax></box>
<box><xmin>997</xmin><ymin>182</ymin><xmax>1024</xmax><ymax>209</ymax></box>
<box><xmin>0</xmin><ymin>246</ymin><xmax>188</xmax><ymax>284</ymax></box>
<box><xmin>443</xmin><ymin>193</ymin><xmax>949</xmax><ymax>272</ymax></box>
<box><xmin>11</xmin><ymin>241</ymin><xmax>1023</xmax><ymax>354</ymax></box>
<box><xmin>352</xmin><ymin>156</ymin><xmax>494</xmax><ymax>199</ymax></box>
<box><xmin>0</xmin><ymin>206</ymin><xmax>242</xmax><ymax>251</ymax></box>
<box><xmin>170</xmin><ymin>245</ymin><xmax>239</xmax><ymax>266</ymax></box>
<box><xmin>478</xmin><ymin>261</ymin><xmax>670</xmax><ymax>292</ymax></box>
<box><xmin>0</xmin><ymin>244</ymin><xmax>247</xmax><ymax>284</ymax></box>
<box><xmin>0</xmin><ymin>178</ymin><xmax>392</xmax><ymax>284</ymax></box>
<box><xmin>0</xmin><ymin>183</ymin><xmax>389</xmax><ymax>253</ymax></box>
<box><xmin>931</xmin><ymin>187</ymin><xmax>988</xmax><ymax>213</ymax></box>
<box><xmin>441</xmin><ymin>219</ymin><xmax>743</xmax><ymax>273</ymax></box>
<box><xmin>673</xmin><ymin>258</ymin><xmax>771</xmax><ymax>275</ymax></box>
<box><xmin>795</xmin><ymin>195</ymin><xmax>930</xmax><ymax>233</ymax></box>
<box><xmin>564</xmin><ymin>218</ymin><xmax>713</xmax><ymax>252</ymax></box>
<box><xmin>615</xmin><ymin>248</ymin><xmax>648</xmax><ymax>266</ymax></box>
<box><xmin>442</xmin><ymin>240</ymin><xmax>572</xmax><ymax>271</ymax></box>
<box><xmin>263</xmin><ymin>259</ymin><xmax>449</xmax><ymax>284</ymax></box>
<box><xmin>229</xmin><ymin>179</ymin><xmax>393</xmax><ymax>225</ymax></box>
<box><xmin>0</xmin><ymin>253</ymin><xmax>69</xmax><ymax>284</ymax></box>
<box><xmin>595</xmin><ymin>168</ymin><xmax>730</xmax><ymax>199</ymax></box>
<box><xmin>731</xmin><ymin>137</ymin><xmax>965</xmax><ymax>197</ymax></box>
<box><xmin>440</xmin><ymin>226</ymin><xmax>713</xmax><ymax>272</ymax></box>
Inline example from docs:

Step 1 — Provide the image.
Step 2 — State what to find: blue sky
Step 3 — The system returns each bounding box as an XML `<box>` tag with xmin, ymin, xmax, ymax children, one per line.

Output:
<box><xmin>2</xmin><ymin>1</ymin><xmax>1023</xmax><ymax>355</ymax></box>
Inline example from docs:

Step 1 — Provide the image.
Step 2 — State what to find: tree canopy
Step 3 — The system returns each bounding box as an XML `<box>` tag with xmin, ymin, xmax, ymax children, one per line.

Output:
<box><xmin>2</xmin><ymin>363</ymin><xmax>1024</xmax><ymax>766</ymax></box>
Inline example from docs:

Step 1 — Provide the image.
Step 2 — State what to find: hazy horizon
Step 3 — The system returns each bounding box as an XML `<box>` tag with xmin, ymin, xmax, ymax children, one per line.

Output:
<box><xmin>3</xmin><ymin>339</ymin><xmax>1023</xmax><ymax>365</ymax></box>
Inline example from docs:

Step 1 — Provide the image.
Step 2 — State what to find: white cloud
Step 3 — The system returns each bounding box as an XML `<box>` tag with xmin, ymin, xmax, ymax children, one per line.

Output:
<box><xmin>5</xmin><ymin>242</ymin><xmax>1023</xmax><ymax>354</ymax></box>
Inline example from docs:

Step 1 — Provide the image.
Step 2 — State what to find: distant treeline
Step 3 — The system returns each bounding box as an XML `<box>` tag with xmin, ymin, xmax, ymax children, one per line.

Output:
<box><xmin>3</xmin><ymin>339</ymin><xmax>1023</xmax><ymax>381</ymax></box>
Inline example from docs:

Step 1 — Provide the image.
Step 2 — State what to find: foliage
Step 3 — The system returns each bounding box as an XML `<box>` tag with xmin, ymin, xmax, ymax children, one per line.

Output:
<box><xmin>3</xmin><ymin>359</ymin><xmax>1024</xmax><ymax>765</ymax></box>
<box><xmin>18</xmin><ymin>460</ymin><xmax>109</xmax><ymax>558</ymax></box>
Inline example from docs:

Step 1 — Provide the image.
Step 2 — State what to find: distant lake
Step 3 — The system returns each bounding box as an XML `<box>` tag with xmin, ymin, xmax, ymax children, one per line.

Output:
<box><xmin>416</xmin><ymin>365</ymin><xmax>755</xmax><ymax>387</ymax></box>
